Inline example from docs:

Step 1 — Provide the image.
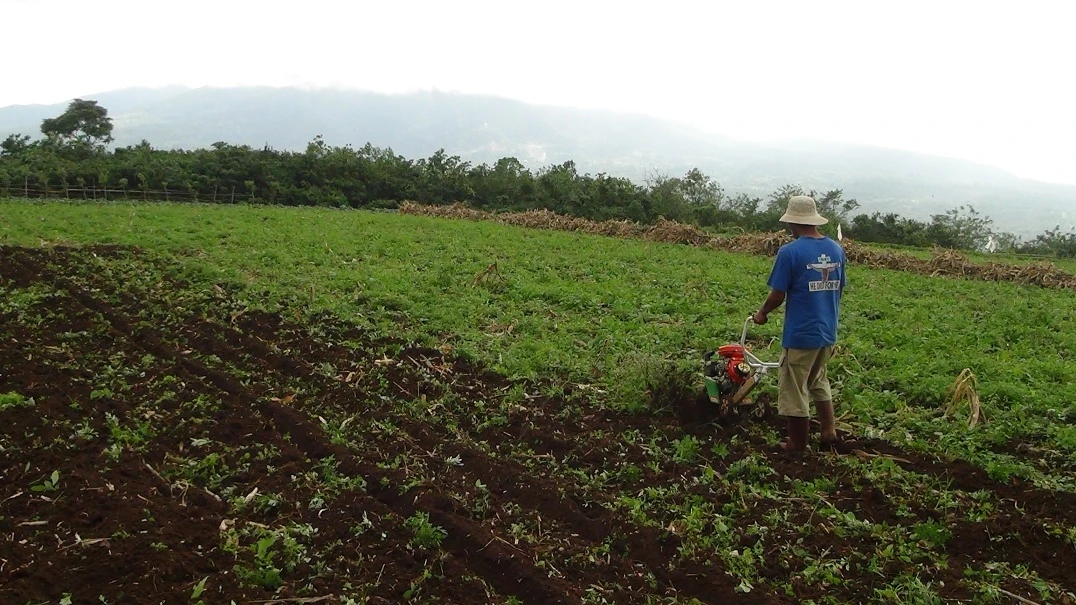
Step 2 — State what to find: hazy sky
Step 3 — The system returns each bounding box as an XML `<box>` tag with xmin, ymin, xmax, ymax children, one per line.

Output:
<box><xmin>3</xmin><ymin>0</ymin><xmax>1073</xmax><ymax>184</ymax></box>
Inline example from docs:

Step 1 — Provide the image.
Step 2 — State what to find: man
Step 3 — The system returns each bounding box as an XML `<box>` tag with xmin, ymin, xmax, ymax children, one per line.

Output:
<box><xmin>753</xmin><ymin>196</ymin><xmax>846</xmax><ymax>453</ymax></box>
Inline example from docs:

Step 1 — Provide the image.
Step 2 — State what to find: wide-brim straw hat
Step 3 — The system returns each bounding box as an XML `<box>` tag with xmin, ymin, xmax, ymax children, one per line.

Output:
<box><xmin>779</xmin><ymin>195</ymin><xmax>829</xmax><ymax>226</ymax></box>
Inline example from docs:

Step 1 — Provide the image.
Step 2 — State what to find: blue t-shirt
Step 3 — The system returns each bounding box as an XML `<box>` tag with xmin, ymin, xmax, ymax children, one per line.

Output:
<box><xmin>767</xmin><ymin>236</ymin><xmax>846</xmax><ymax>349</ymax></box>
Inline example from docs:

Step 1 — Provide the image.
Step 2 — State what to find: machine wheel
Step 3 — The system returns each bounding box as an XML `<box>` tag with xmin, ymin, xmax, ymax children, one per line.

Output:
<box><xmin>746</xmin><ymin>400</ymin><xmax>770</xmax><ymax>422</ymax></box>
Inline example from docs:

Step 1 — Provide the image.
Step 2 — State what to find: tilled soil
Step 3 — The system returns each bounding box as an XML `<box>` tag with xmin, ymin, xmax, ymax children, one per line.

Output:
<box><xmin>1</xmin><ymin>245</ymin><xmax>1072</xmax><ymax>604</ymax></box>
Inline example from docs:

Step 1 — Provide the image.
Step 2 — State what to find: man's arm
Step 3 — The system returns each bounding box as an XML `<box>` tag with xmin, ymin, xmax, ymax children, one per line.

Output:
<box><xmin>753</xmin><ymin>289</ymin><xmax>786</xmax><ymax>325</ymax></box>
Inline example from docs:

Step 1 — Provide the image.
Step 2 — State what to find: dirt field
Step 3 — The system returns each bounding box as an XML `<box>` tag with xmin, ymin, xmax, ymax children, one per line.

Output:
<box><xmin>1</xmin><ymin>245</ymin><xmax>1072</xmax><ymax>604</ymax></box>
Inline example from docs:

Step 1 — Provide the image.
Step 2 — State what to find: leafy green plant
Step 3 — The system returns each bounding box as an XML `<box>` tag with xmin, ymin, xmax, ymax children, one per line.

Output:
<box><xmin>235</xmin><ymin>534</ymin><xmax>282</xmax><ymax>589</ymax></box>
<box><xmin>672</xmin><ymin>435</ymin><xmax>702</xmax><ymax>464</ymax></box>
<box><xmin>872</xmin><ymin>574</ymin><xmax>943</xmax><ymax>604</ymax></box>
<box><xmin>30</xmin><ymin>470</ymin><xmax>61</xmax><ymax>492</ymax></box>
<box><xmin>190</xmin><ymin>576</ymin><xmax>208</xmax><ymax>603</ymax></box>
<box><xmin>405</xmin><ymin>512</ymin><xmax>447</xmax><ymax>549</ymax></box>
<box><xmin>0</xmin><ymin>392</ymin><xmax>34</xmax><ymax>411</ymax></box>
<box><xmin>725</xmin><ymin>454</ymin><xmax>775</xmax><ymax>482</ymax></box>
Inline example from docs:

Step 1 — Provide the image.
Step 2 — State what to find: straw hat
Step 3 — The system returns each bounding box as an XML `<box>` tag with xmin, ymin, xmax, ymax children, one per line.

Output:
<box><xmin>779</xmin><ymin>195</ymin><xmax>829</xmax><ymax>226</ymax></box>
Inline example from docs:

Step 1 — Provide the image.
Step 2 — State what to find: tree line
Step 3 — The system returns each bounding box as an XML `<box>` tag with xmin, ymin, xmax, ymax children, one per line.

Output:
<box><xmin>2</xmin><ymin>99</ymin><xmax>1074</xmax><ymax>258</ymax></box>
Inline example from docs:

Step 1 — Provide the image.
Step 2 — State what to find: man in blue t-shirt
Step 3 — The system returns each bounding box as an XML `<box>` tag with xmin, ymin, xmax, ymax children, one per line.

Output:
<box><xmin>752</xmin><ymin>196</ymin><xmax>846</xmax><ymax>453</ymax></box>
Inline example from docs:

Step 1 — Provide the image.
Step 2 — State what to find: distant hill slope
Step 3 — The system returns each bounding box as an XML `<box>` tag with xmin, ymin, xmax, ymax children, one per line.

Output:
<box><xmin>2</xmin><ymin>86</ymin><xmax>1072</xmax><ymax>236</ymax></box>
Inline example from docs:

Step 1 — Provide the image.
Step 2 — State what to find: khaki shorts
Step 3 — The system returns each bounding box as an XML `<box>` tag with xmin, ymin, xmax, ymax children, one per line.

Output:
<box><xmin>778</xmin><ymin>346</ymin><xmax>834</xmax><ymax>417</ymax></box>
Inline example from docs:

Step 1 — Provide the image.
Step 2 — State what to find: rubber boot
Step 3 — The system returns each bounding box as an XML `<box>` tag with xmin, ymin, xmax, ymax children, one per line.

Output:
<box><xmin>781</xmin><ymin>416</ymin><xmax>810</xmax><ymax>453</ymax></box>
<box><xmin>816</xmin><ymin>400</ymin><xmax>838</xmax><ymax>449</ymax></box>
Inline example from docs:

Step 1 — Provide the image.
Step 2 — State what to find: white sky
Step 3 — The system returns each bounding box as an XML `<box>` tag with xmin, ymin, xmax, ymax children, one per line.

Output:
<box><xmin>2</xmin><ymin>0</ymin><xmax>1074</xmax><ymax>184</ymax></box>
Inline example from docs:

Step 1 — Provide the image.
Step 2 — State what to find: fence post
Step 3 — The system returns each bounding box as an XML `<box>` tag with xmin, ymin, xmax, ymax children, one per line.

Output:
<box><xmin>24</xmin><ymin>175</ymin><xmax>28</xmax><ymax>197</ymax></box>
<box><xmin>213</xmin><ymin>186</ymin><xmax>218</xmax><ymax>203</ymax></box>
<box><xmin>230</xmin><ymin>187</ymin><xmax>235</xmax><ymax>203</ymax></box>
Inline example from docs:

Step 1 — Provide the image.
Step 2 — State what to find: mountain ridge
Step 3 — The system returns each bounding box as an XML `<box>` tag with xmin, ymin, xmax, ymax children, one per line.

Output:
<box><xmin>1</xmin><ymin>86</ymin><xmax>1072</xmax><ymax>235</ymax></box>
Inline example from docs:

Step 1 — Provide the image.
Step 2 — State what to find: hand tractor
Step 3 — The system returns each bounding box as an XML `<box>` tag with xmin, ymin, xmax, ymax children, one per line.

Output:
<box><xmin>701</xmin><ymin>316</ymin><xmax>780</xmax><ymax>420</ymax></box>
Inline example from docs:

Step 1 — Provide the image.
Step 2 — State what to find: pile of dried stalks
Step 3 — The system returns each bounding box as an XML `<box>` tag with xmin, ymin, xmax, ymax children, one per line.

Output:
<box><xmin>399</xmin><ymin>202</ymin><xmax>1076</xmax><ymax>291</ymax></box>
<box><xmin>401</xmin><ymin>202</ymin><xmax>489</xmax><ymax>221</ymax></box>
<box><xmin>644</xmin><ymin>219</ymin><xmax>718</xmax><ymax>246</ymax></box>
<box><xmin>840</xmin><ymin>241</ymin><xmax>1076</xmax><ymax>289</ymax></box>
<box><xmin>717</xmin><ymin>232</ymin><xmax>793</xmax><ymax>256</ymax></box>
<box><xmin>945</xmin><ymin>369</ymin><xmax>985</xmax><ymax>428</ymax></box>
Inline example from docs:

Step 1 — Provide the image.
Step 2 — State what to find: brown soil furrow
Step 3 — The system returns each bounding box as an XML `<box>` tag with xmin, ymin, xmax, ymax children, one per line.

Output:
<box><xmin>396</xmin><ymin>419</ymin><xmax>777</xmax><ymax>604</ymax></box>
<box><xmin>142</xmin><ymin>307</ymin><xmax>777</xmax><ymax>603</ymax></box>
<box><xmin>229</xmin><ymin>328</ymin><xmax>1072</xmax><ymax>603</ymax></box>
<box><xmin>831</xmin><ymin>436</ymin><xmax>1076</xmax><ymax>526</ymax></box>
<box><xmin>26</xmin><ymin>255</ymin><xmax>580</xmax><ymax>604</ymax></box>
<box><xmin>2</xmin><ymin>254</ymin><xmax>513</xmax><ymax>602</ymax></box>
<box><xmin>259</xmin><ymin>400</ymin><xmax>582</xmax><ymax>604</ymax></box>
<box><xmin>6</xmin><ymin>244</ymin><xmax>1074</xmax><ymax>604</ymax></box>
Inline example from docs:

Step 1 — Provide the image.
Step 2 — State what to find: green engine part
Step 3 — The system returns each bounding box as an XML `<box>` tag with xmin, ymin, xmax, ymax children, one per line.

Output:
<box><xmin>704</xmin><ymin>377</ymin><xmax>721</xmax><ymax>402</ymax></box>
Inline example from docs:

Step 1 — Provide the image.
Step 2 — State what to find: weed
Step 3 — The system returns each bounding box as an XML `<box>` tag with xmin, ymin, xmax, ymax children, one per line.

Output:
<box><xmin>672</xmin><ymin>435</ymin><xmax>702</xmax><ymax>464</ymax></box>
<box><xmin>405</xmin><ymin>512</ymin><xmax>447</xmax><ymax>549</ymax></box>
<box><xmin>872</xmin><ymin>574</ymin><xmax>942</xmax><ymax>604</ymax></box>
<box><xmin>726</xmin><ymin>454</ymin><xmax>775</xmax><ymax>482</ymax></box>
<box><xmin>0</xmin><ymin>392</ymin><xmax>35</xmax><ymax>411</ymax></box>
<box><xmin>30</xmin><ymin>470</ymin><xmax>61</xmax><ymax>493</ymax></box>
<box><xmin>235</xmin><ymin>534</ymin><xmax>283</xmax><ymax>589</ymax></box>
<box><xmin>190</xmin><ymin>576</ymin><xmax>208</xmax><ymax>604</ymax></box>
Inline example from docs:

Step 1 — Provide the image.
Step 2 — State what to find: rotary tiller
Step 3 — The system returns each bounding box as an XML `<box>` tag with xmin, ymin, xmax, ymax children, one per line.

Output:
<box><xmin>701</xmin><ymin>316</ymin><xmax>780</xmax><ymax>420</ymax></box>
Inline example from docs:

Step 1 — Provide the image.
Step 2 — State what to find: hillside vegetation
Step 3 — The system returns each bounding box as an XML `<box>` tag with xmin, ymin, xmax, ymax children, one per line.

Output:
<box><xmin>3</xmin><ymin>92</ymin><xmax>1075</xmax><ymax>241</ymax></box>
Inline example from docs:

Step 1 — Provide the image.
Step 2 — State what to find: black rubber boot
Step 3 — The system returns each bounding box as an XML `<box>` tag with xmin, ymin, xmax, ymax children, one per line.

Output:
<box><xmin>816</xmin><ymin>400</ymin><xmax>838</xmax><ymax>448</ymax></box>
<box><xmin>781</xmin><ymin>416</ymin><xmax>810</xmax><ymax>453</ymax></box>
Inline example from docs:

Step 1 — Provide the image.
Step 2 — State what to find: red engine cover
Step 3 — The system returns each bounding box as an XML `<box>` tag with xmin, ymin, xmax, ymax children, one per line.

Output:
<box><xmin>717</xmin><ymin>344</ymin><xmax>745</xmax><ymax>361</ymax></box>
<box><xmin>717</xmin><ymin>344</ymin><xmax>751</xmax><ymax>384</ymax></box>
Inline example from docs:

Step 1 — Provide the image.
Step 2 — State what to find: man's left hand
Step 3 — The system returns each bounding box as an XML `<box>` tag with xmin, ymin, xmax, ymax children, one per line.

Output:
<box><xmin>752</xmin><ymin>311</ymin><xmax>768</xmax><ymax>325</ymax></box>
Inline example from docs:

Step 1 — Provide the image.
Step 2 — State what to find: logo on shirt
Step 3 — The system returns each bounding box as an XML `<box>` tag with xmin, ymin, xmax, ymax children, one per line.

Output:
<box><xmin>806</xmin><ymin>254</ymin><xmax>841</xmax><ymax>292</ymax></box>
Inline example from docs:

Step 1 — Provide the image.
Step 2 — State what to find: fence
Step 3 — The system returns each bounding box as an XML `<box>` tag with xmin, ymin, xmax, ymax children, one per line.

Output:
<box><xmin>1</xmin><ymin>185</ymin><xmax>256</xmax><ymax>204</ymax></box>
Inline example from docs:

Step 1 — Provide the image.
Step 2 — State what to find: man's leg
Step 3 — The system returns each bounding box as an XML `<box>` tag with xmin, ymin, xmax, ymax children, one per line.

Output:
<box><xmin>777</xmin><ymin>349</ymin><xmax>812</xmax><ymax>452</ymax></box>
<box><xmin>807</xmin><ymin>346</ymin><xmax>838</xmax><ymax>446</ymax></box>
<box><xmin>815</xmin><ymin>400</ymin><xmax>837</xmax><ymax>444</ymax></box>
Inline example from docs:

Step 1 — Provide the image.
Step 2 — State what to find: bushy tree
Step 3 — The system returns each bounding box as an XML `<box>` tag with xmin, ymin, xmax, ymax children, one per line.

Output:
<box><xmin>1019</xmin><ymin>226</ymin><xmax>1076</xmax><ymax>258</ymax></box>
<box><xmin>848</xmin><ymin>212</ymin><xmax>929</xmax><ymax>246</ymax></box>
<box><xmin>1</xmin><ymin>134</ymin><xmax>32</xmax><ymax>157</ymax></box>
<box><xmin>643</xmin><ymin>171</ymin><xmax>691</xmax><ymax>222</ymax></box>
<box><xmin>812</xmin><ymin>188</ymin><xmax>860</xmax><ymax>224</ymax></box>
<box><xmin>40</xmin><ymin>99</ymin><xmax>114</xmax><ymax>151</ymax></box>
<box><xmin>927</xmin><ymin>205</ymin><xmax>993</xmax><ymax>250</ymax></box>
<box><xmin>679</xmin><ymin>168</ymin><xmax>724</xmax><ymax>208</ymax></box>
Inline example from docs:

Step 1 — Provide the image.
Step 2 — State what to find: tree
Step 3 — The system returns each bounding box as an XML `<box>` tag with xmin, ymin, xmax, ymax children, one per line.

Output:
<box><xmin>764</xmin><ymin>184</ymin><xmax>806</xmax><ymax>214</ymax></box>
<box><xmin>726</xmin><ymin>192</ymin><xmax>762</xmax><ymax>217</ymax></box>
<box><xmin>678</xmin><ymin>168</ymin><xmax>724</xmax><ymax>208</ymax></box>
<box><xmin>417</xmin><ymin>149</ymin><xmax>474</xmax><ymax>204</ymax></box>
<box><xmin>927</xmin><ymin>205</ymin><xmax>994</xmax><ymax>250</ymax></box>
<box><xmin>40</xmin><ymin>99</ymin><xmax>114</xmax><ymax>150</ymax></box>
<box><xmin>1019</xmin><ymin>226</ymin><xmax>1076</xmax><ymax>258</ymax></box>
<box><xmin>848</xmin><ymin>212</ymin><xmax>929</xmax><ymax>246</ymax></box>
<box><xmin>1</xmin><ymin>134</ymin><xmax>32</xmax><ymax>156</ymax></box>
<box><xmin>644</xmin><ymin>171</ymin><xmax>690</xmax><ymax>222</ymax></box>
<box><xmin>765</xmin><ymin>185</ymin><xmax>858</xmax><ymax>223</ymax></box>
<box><xmin>811</xmin><ymin>188</ymin><xmax>860</xmax><ymax>224</ymax></box>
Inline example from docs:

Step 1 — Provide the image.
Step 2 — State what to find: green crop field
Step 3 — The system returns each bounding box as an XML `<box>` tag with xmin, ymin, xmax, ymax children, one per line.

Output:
<box><xmin>1</xmin><ymin>199</ymin><xmax>1074</xmax><ymax>604</ymax></box>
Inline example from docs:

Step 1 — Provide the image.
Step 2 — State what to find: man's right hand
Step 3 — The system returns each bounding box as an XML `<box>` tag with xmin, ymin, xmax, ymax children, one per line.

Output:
<box><xmin>753</xmin><ymin>311</ymin><xmax>768</xmax><ymax>325</ymax></box>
